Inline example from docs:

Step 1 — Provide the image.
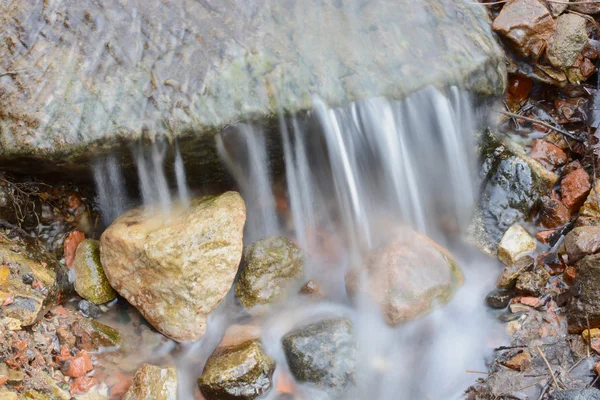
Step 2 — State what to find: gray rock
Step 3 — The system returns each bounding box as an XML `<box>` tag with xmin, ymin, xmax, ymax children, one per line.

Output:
<box><xmin>282</xmin><ymin>318</ymin><xmax>355</xmax><ymax>394</ymax></box>
<box><xmin>548</xmin><ymin>14</ymin><xmax>589</xmax><ymax>70</ymax></box>
<box><xmin>570</xmin><ymin>0</ymin><xmax>600</xmax><ymax>14</ymax></box>
<box><xmin>564</xmin><ymin>226</ymin><xmax>600</xmax><ymax>263</ymax></box>
<box><xmin>485</xmin><ymin>289</ymin><xmax>514</xmax><ymax>309</ymax></box>
<box><xmin>568</xmin><ymin>254</ymin><xmax>600</xmax><ymax>333</ymax></box>
<box><xmin>0</xmin><ymin>0</ymin><xmax>505</xmax><ymax>172</ymax></box>
<box><xmin>550</xmin><ymin>388</ymin><xmax>600</xmax><ymax>400</ymax></box>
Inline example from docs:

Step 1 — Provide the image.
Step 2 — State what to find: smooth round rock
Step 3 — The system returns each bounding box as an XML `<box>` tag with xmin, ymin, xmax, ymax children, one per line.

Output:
<box><xmin>73</xmin><ymin>239</ymin><xmax>117</xmax><ymax>305</ymax></box>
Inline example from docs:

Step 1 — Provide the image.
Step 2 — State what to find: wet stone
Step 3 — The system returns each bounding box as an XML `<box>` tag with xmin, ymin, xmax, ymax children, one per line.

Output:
<box><xmin>550</xmin><ymin>388</ymin><xmax>600</xmax><ymax>400</ymax></box>
<box><xmin>530</xmin><ymin>139</ymin><xmax>568</xmax><ymax>170</ymax></box>
<box><xmin>539</xmin><ymin>196</ymin><xmax>570</xmax><ymax>228</ymax></box>
<box><xmin>548</xmin><ymin>14</ymin><xmax>589</xmax><ymax>70</ymax></box>
<box><xmin>72</xmin><ymin>318</ymin><xmax>121</xmax><ymax>351</ymax></box>
<box><xmin>564</xmin><ymin>226</ymin><xmax>600</xmax><ymax>263</ymax></box>
<box><xmin>497</xmin><ymin>256</ymin><xmax>534</xmax><ymax>289</ymax></box>
<box><xmin>198</xmin><ymin>340</ymin><xmax>275</xmax><ymax>400</ymax></box>
<box><xmin>73</xmin><ymin>239</ymin><xmax>116</xmax><ymax>305</ymax></box>
<box><xmin>485</xmin><ymin>289</ymin><xmax>514</xmax><ymax>309</ymax></box>
<box><xmin>562</xmin><ymin>168</ymin><xmax>592</xmax><ymax>213</ymax></box>
<box><xmin>282</xmin><ymin>318</ymin><xmax>355</xmax><ymax>394</ymax></box>
<box><xmin>568</xmin><ymin>254</ymin><xmax>600</xmax><ymax>332</ymax></box>
<box><xmin>124</xmin><ymin>364</ymin><xmax>177</xmax><ymax>400</ymax></box>
<box><xmin>577</xmin><ymin>179</ymin><xmax>600</xmax><ymax>226</ymax></box>
<box><xmin>498</xmin><ymin>224</ymin><xmax>537</xmax><ymax>265</ymax></box>
<box><xmin>516</xmin><ymin>267</ymin><xmax>550</xmax><ymax>296</ymax></box>
<box><xmin>78</xmin><ymin>300</ymin><xmax>102</xmax><ymax>319</ymax></box>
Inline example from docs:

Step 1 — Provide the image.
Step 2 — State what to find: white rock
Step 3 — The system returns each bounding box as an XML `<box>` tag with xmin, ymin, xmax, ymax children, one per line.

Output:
<box><xmin>498</xmin><ymin>224</ymin><xmax>536</xmax><ymax>265</ymax></box>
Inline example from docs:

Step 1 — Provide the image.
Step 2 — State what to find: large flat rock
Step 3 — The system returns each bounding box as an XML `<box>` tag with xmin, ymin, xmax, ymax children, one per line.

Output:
<box><xmin>0</xmin><ymin>0</ymin><xmax>506</xmax><ymax>167</ymax></box>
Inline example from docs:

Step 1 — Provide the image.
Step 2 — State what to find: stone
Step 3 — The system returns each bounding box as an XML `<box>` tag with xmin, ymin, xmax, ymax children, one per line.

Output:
<box><xmin>0</xmin><ymin>0</ymin><xmax>506</xmax><ymax>172</ymax></box>
<box><xmin>570</xmin><ymin>0</ymin><xmax>600</xmax><ymax>14</ymax></box>
<box><xmin>564</xmin><ymin>226</ymin><xmax>600</xmax><ymax>263</ymax></box>
<box><xmin>198</xmin><ymin>340</ymin><xmax>275</xmax><ymax>400</ymax></box>
<box><xmin>530</xmin><ymin>139</ymin><xmax>568</xmax><ymax>170</ymax></box>
<box><xmin>78</xmin><ymin>300</ymin><xmax>102</xmax><ymax>319</ymax></box>
<box><xmin>564</xmin><ymin>265</ymin><xmax>577</xmax><ymax>285</ymax></box>
<box><xmin>497</xmin><ymin>256</ymin><xmax>534</xmax><ymax>289</ymax></box>
<box><xmin>577</xmin><ymin>179</ymin><xmax>600</xmax><ymax>226</ymax></box>
<box><xmin>124</xmin><ymin>364</ymin><xmax>177</xmax><ymax>400</ymax></box>
<box><xmin>235</xmin><ymin>236</ymin><xmax>304</xmax><ymax>313</ymax></box>
<box><xmin>568</xmin><ymin>254</ymin><xmax>600</xmax><ymax>332</ymax></box>
<box><xmin>505</xmin><ymin>75</ymin><xmax>534</xmax><ymax>112</ymax></box>
<box><xmin>72</xmin><ymin>318</ymin><xmax>121</xmax><ymax>351</ymax></box>
<box><xmin>536</xmin><ymin>229</ymin><xmax>558</xmax><ymax>244</ymax></box>
<box><xmin>59</xmin><ymin>350</ymin><xmax>93</xmax><ymax>378</ymax></box>
<box><xmin>100</xmin><ymin>192</ymin><xmax>246</xmax><ymax>342</ymax></box>
<box><xmin>550</xmin><ymin>388</ymin><xmax>600</xmax><ymax>400</ymax></box>
<box><xmin>73</xmin><ymin>239</ymin><xmax>117</xmax><ymax>305</ymax></box>
<box><xmin>539</xmin><ymin>196</ymin><xmax>570</xmax><ymax>228</ymax></box>
<box><xmin>0</xmin><ymin>233</ymin><xmax>71</xmax><ymax>327</ymax></box>
<box><xmin>345</xmin><ymin>230</ymin><xmax>463</xmax><ymax>325</ymax></box>
<box><xmin>485</xmin><ymin>289</ymin><xmax>514</xmax><ymax>309</ymax></box>
<box><xmin>498</xmin><ymin>225</ymin><xmax>537</xmax><ymax>265</ymax></box>
<box><xmin>282</xmin><ymin>319</ymin><xmax>355</xmax><ymax>394</ymax></box>
<box><xmin>504</xmin><ymin>351</ymin><xmax>531</xmax><ymax>371</ymax></box>
<box><xmin>562</xmin><ymin>168</ymin><xmax>592</xmax><ymax>213</ymax></box>
<box><xmin>492</xmin><ymin>0</ymin><xmax>556</xmax><ymax>59</ymax></box>
<box><xmin>63</xmin><ymin>230</ymin><xmax>85</xmax><ymax>268</ymax></box>
<box><xmin>516</xmin><ymin>267</ymin><xmax>550</xmax><ymax>296</ymax></box>
<box><xmin>548</xmin><ymin>14</ymin><xmax>589</xmax><ymax>70</ymax></box>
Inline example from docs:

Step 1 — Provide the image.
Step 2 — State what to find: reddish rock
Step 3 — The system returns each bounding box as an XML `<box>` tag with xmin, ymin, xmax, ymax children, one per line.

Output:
<box><xmin>536</xmin><ymin>230</ymin><xmax>557</xmax><ymax>244</ymax></box>
<box><xmin>506</xmin><ymin>75</ymin><xmax>533</xmax><ymax>111</ymax></box>
<box><xmin>530</xmin><ymin>139</ymin><xmax>568</xmax><ymax>170</ymax></box>
<box><xmin>300</xmin><ymin>280</ymin><xmax>323</xmax><ymax>297</ymax></box>
<box><xmin>563</xmin><ymin>159</ymin><xmax>583</xmax><ymax>174</ymax></box>
<box><xmin>564</xmin><ymin>265</ymin><xmax>577</xmax><ymax>285</ymax></box>
<box><xmin>492</xmin><ymin>0</ymin><xmax>556</xmax><ymax>59</ymax></box>
<box><xmin>108</xmin><ymin>372</ymin><xmax>134</xmax><ymax>399</ymax></box>
<box><xmin>70</xmin><ymin>376</ymin><xmax>98</xmax><ymax>395</ymax></box>
<box><xmin>595</xmin><ymin>361</ymin><xmax>600</xmax><ymax>376</ymax></box>
<box><xmin>504</xmin><ymin>351</ymin><xmax>532</xmax><ymax>371</ymax></box>
<box><xmin>64</xmin><ymin>230</ymin><xmax>85</xmax><ymax>268</ymax></box>
<box><xmin>539</xmin><ymin>196</ymin><xmax>570</xmax><ymax>228</ymax></box>
<box><xmin>519</xmin><ymin>296</ymin><xmax>541</xmax><ymax>307</ymax></box>
<box><xmin>562</xmin><ymin>168</ymin><xmax>591</xmax><ymax>212</ymax></box>
<box><xmin>61</xmin><ymin>350</ymin><xmax>93</xmax><ymax>378</ymax></box>
<box><xmin>67</xmin><ymin>192</ymin><xmax>84</xmax><ymax>210</ymax></box>
<box><xmin>56</xmin><ymin>326</ymin><xmax>76</xmax><ymax>348</ymax></box>
<box><xmin>0</xmin><ymin>376</ymin><xmax>7</xmax><ymax>386</ymax></box>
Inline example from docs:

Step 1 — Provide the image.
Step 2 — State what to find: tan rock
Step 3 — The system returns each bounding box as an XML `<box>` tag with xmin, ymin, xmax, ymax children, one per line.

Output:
<box><xmin>124</xmin><ymin>364</ymin><xmax>177</xmax><ymax>400</ymax></box>
<box><xmin>498</xmin><ymin>225</ymin><xmax>536</xmax><ymax>265</ymax></box>
<box><xmin>504</xmin><ymin>351</ymin><xmax>531</xmax><ymax>371</ymax></box>
<box><xmin>100</xmin><ymin>192</ymin><xmax>246</xmax><ymax>342</ymax></box>
<box><xmin>564</xmin><ymin>226</ymin><xmax>600</xmax><ymax>263</ymax></box>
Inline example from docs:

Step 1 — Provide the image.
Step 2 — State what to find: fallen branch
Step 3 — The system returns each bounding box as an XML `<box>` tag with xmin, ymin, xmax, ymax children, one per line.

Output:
<box><xmin>466</xmin><ymin>370</ymin><xmax>489</xmax><ymax>374</ymax></box>
<box><xmin>537</xmin><ymin>346</ymin><xmax>560</xmax><ymax>389</ymax></box>
<box><xmin>499</xmin><ymin>111</ymin><xmax>586</xmax><ymax>143</ymax></box>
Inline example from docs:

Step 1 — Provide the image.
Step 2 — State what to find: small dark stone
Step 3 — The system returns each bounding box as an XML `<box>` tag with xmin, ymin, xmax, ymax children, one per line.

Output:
<box><xmin>78</xmin><ymin>300</ymin><xmax>101</xmax><ymax>319</ymax></box>
<box><xmin>550</xmin><ymin>388</ymin><xmax>600</xmax><ymax>400</ymax></box>
<box><xmin>22</xmin><ymin>273</ymin><xmax>34</xmax><ymax>285</ymax></box>
<box><xmin>485</xmin><ymin>289</ymin><xmax>514</xmax><ymax>309</ymax></box>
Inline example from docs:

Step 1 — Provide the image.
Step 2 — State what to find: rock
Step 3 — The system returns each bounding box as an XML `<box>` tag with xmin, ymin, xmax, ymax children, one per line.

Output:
<box><xmin>498</xmin><ymin>256</ymin><xmax>534</xmax><ymax>289</ymax></box>
<box><xmin>492</xmin><ymin>0</ymin><xmax>556</xmax><ymax>59</ymax></box>
<box><xmin>516</xmin><ymin>267</ymin><xmax>550</xmax><ymax>296</ymax></box>
<box><xmin>539</xmin><ymin>196</ymin><xmax>570</xmax><ymax>228</ymax></box>
<box><xmin>282</xmin><ymin>319</ymin><xmax>355</xmax><ymax>394</ymax></box>
<box><xmin>235</xmin><ymin>236</ymin><xmax>304</xmax><ymax>313</ymax></box>
<box><xmin>72</xmin><ymin>318</ymin><xmax>121</xmax><ymax>351</ymax></box>
<box><xmin>550</xmin><ymin>388</ymin><xmax>600</xmax><ymax>400</ymax></box>
<box><xmin>198</xmin><ymin>340</ymin><xmax>275</xmax><ymax>400</ymax></box>
<box><xmin>577</xmin><ymin>179</ymin><xmax>600</xmax><ymax>226</ymax></box>
<box><xmin>59</xmin><ymin>350</ymin><xmax>93</xmax><ymax>378</ymax></box>
<box><xmin>570</xmin><ymin>0</ymin><xmax>600</xmax><ymax>14</ymax></box>
<box><xmin>345</xmin><ymin>230</ymin><xmax>463</xmax><ymax>325</ymax></box>
<box><xmin>568</xmin><ymin>254</ymin><xmax>600</xmax><ymax>333</ymax></box>
<box><xmin>471</xmin><ymin>131</ymin><xmax>557</xmax><ymax>255</ymax></box>
<box><xmin>565</xmin><ymin>226</ymin><xmax>600</xmax><ymax>263</ymax></box>
<box><xmin>564</xmin><ymin>265</ymin><xmax>577</xmax><ymax>285</ymax></box>
<box><xmin>100</xmin><ymin>192</ymin><xmax>246</xmax><ymax>342</ymax></box>
<box><xmin>124</xmin><ymin>364</ymin><xmax>177</xmax><ymax>400</ymax></box>
<box><xmin>562</xmin><ymin>168</ymin><xmax>592</xmax><ymax>213</ymax></box>
<box><xmin>300</xmin><ymin>280</ymin><xmax>323</xmax><ymax>297</ymax></box>
<box><xmin>63</xmin><ymin>230</ymin><xmax>85</xmax><ymax>268</ymax></box>
<box><xmin>504</xmin><ymin>351</ymin><xmax>531</xmax><ymax>371</ymax></box>
<box><xmin>485</xmin><ymin>289</ymin><xmax>514</xmax><ymax>309</ymax></box>
<box><xmin>0</xmin><ymin>233</ymin><xmax>71</xmax><ymax>327</ymax></box>
<box><xmin>536</xmin><ymin>229</ymin><xmax>558</xmax><ymax>244</ymax></box>
<box><xmin>505</xmin><ymin>75</ymin><xmax>533</xmax><ymax>112</ymax></box>
<box><xmin>498</xmin><ymin>225</ymin><xmax>537</xmax><ymax>265</ymax></box>
<box><xmin>78</xmin><ymin>300</ymin><xmax>102</xmax><ymax>318</ymax></box>
<box><xmin>73</xmin><ymin>239</ymin><xmax>117</xmax><ymax>305</ymax></box>
<box><xmin>0</xmin><ymin>0</ymin><xmax>506</xmax><ymax>172</ymax></box>
<box><xmin>530</xmin><ymin>139</ymin><xmax>568</xmax><ymax>170</ymax></box>
<box><xmin>549</xmin><ymin>1</ymin><xmax>569</xmax><ymax>17</ymax></box>
<box><xmin>548</xmin><ymin>14</ymin><xmax>589</xmax><ymax>70</ymax></box>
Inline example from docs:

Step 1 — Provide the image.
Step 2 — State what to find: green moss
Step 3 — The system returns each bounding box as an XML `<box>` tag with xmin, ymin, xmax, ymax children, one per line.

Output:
<box><xmin>73</xmin><ymin>239</ymin><xmax>117</xmax><ymax>305</ymax></box>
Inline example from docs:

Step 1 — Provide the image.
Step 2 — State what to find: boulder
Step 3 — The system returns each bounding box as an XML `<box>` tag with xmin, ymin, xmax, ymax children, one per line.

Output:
<box><xmin>0</xmin><ymin>0</ymin><xmax>505</xmax><ymax>173</ymax></box>
<box><xmin>565</xmin><ymin>226</ymin><xmax>600</xmax><ymax>263</ymax></box>
<box><xmin>548</xmin><ymin>14</ymin><xmax>589</xmax><ymax>70</ymax></box>
<box><xmin>568</xmin><ymin>254</ymin><xmax>600</xmax><ymax>333</ymax></box>
<box><xmin>235</xmin><ymin>236</ymin><xmax>304</xmax><ymax>313</ymax></box>
<box><xmin>497</xmin><ymin>225</ymin><xmax>536</xmax><ymax>265</ymax></box>
<box><xmin>0</xmin><ymin>233</ymin><xmax>71</xmax><ymax>327</ymax></box>
<box><xmin>73</xmin><ymin>239</ymin><xmax>116</xmax><ymax>305</ymax></box>
<box><xmin>124</xmin><ymin>364</ymin><xmax>177</xmax><ymax>400</ymax></box>
<box><xmin>492</xmin><ymin>0</ymin><xmax>556</xmax><ymax>59</ymax></box>
<box><xmin>100</xmin><ymin>192</ymin><xmax>246</xmax><ymax>342</ymax></box>
<box><xmin>282</xmin><ymin>319</ymin><xmax>355</xmax><ymax>394</ymax></box>
<box><xmin>345</xmin><ymin>230</ymin><xmax>463</xmax><ymax>325</ymax></box>
<box><xmin>198</xmin><ymin>340</ymin><xmax>275</xmax><ymax>400</ymax></box>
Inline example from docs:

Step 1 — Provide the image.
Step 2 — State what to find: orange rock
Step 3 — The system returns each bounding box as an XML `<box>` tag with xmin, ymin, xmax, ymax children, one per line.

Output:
<box><xmin>536</xmin><ymin>230</ymin><xmax>557</xmax><ymax>244</ymax></box>
<box><xmin>61</xmin><ymin>350</ymin><xmax>93</xmax><ymax>378</ymax></box>
<box><xmin>531</xmin><ymin>139</ymin><xmax>568</xmax><ymax>170</ymax></box>
<box><xmin>504</xmin><ymin>351</ymin><xmax>531</xmax><ymax>371</ymax></box>
<box><xmin>562</xmin><ymin>168</ymin><xmax>591</xmax><ymax>213</ymax></box>
<box><xmin>67</xmin><ymin>192</ymin><xmax>84</xmax><ymax>210</ymax></box>
<box><xmin>70</xmin><ymin>376</ymin><xmax>98</xmax><ymax>395</ymax></box>
<box><xmin>564</xmin><ymin>266</ymin><xmax>577</xmax><ymax>285</ymax></box>
<box><xmin>109</xmin><ymin>372</ymin><xmax>134</xmax><ymax>399</ymax></box>
<box><xmin>0</xmin><ymin>376</ymin><xmax>6</xmax><ymax>386</ymax></box>
<box><xmin>12</xmin><ymin>340</ymin><xmax>27</xmax><ymax>351</ymax></box>
<box><xmin>506</xmin><ymin>75</ymin><xmax>533</xmax><ymax>112</ymax></box>
<box><xmin>539</xmin><ymin>196</ymin><xmax>570</xmax><ymax>228</ymax></box>
<box><xmin>519</xmin><ymin>296</ymin><xmax>540</xmax><ymax>307</ymax></box>
<box><xmin>275</xmin><ymin>369</ymin><xmax>296</xmax><ymax>394</ymax></box>
<box><xmin>218</xmin><ymin>324</ymin><xmax>262</xmax><ymax>349</ymax></box>
<box><xmin>64</xmin><ymin>230</ymin><xmax>85</xmax><ymax>268</ymax></box>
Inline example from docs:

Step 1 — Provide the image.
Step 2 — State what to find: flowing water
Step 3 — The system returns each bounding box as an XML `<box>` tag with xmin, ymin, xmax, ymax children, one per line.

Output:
<box><xmin>93</xmin><ymin>86</ymin><xmax>505</xmax><ymax>399</ymax></box>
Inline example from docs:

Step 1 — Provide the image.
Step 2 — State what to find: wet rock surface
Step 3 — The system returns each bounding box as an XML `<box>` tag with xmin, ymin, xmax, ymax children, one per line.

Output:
<box><xmin>124</xmin><ymin>364</ymin><xmax>177</xmax><ymax>400</ymax></box>
<box><xmin>550</xmin><ymin>388</ymin><xmax>600</xmax><ymax>400</ymax></box>
<box><xmin>282</xmin><ymin>319</ymin><xmax>355</xmax><ymax>394</ymax></box>
<box><xmin>100</xmin><ymin>192</ymin><xmax>246</xmax><ymax>342</ymax></box>
<box><xmin>498</xmin><ymin>224</ymin><xmax>537</xmax><ymax>265</ymax></box>
<box><xmin>565</xmin><ymin>226</ymin><xmax>600</xmax><ymax>263</ymax></box>
<box><xmin>235</xmin><ymin>236</ymin><xmax>304</xmax><ymax>313</ymax></box>
<box><xmin>198</xmin><ymin>340</ymin><xmax>275</xmax><ymax>400</ymax></box>
<box><xmin>73</xmin><ymin>239</ymin><xmax>116</xmax><ymax>305</ymax></box>
<box><xmin>568</xmin><ymin>254</ymin><xmax>600</xmax><ymax>333</ymax></box>
<box><xmin>345</xmin><ymin>230</ymin><xmax>463</xmax><ymax>325</ymax></box>
<box><xmin>548</xmin><ymin>14</ymin><xmax>589</xmax><ymax>70</ymax></box>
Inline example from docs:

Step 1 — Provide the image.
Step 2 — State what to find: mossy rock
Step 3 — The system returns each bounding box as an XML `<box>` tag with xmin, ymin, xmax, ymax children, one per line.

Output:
<box><xmin>124</xmin><ymin>364</ymin><xmax>177</xmax><ymax>400</ymax></box>
<box><xmin>73</xmin><ymin>239</ymin><xmax>117</xmax><ymax>305</ymax></box>
<box><xmin>235</xmin><ymin>236</ymin><xmax>304</xmax><ymax>313</ymax></box>
<box><xmin>282</xmin><ymin>319</ymin><xmax>355</xmax><ymax>394</ymax></box>
<box><xmin>73</xmin><ymin>318</ymin><xmax>121</xmax><ymax>350</ymax></box>
<box><xmin>198</xmin><ymin>340</ymin><xmax>275</xmax><ymax>400</ymax></box>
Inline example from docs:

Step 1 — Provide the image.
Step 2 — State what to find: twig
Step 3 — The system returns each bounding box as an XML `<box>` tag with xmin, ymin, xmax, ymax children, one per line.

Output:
<box><xmin>466</xmin><ymin>370</ymin><xmax>489</xmax><ymax>374</ymax></box>
<box><xmin>587</xmin><ymin>314</ymin><xmax>592</xmax><ymax>358</ymax></box>
<box><xmin>537</xmin><ymin>345</ymin><xmax>560</xmax><ymax>389</ymax></box>
<box><xmin>494</xmin><ymin>345</ymin><xmax>528</xmax><ymax>351</ymax></box>
<box><xmin>499</xmin><ymin>111</ymin><xmax>586</xmax><ymax>143</ymax></box>
<box><xmin>472</xmin><ymin>0</ymin><xmax>507</xmax><ymax>4</ymax></box>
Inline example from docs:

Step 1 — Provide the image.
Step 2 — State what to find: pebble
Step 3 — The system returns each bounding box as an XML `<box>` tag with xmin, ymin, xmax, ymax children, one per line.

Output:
<box><xmin>78</xmin><ymin>300</ymin><xmax>102</xmax><ymax>319</ymax></box>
